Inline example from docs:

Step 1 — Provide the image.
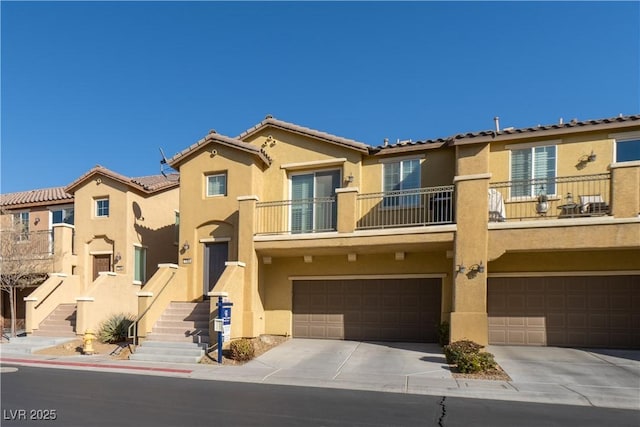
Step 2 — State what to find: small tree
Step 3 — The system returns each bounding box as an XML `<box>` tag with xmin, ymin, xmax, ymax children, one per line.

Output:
<box><xmin>0</xmin><ymin>211</ymin><xmax>54</xmax><ymax>337</ymax></box>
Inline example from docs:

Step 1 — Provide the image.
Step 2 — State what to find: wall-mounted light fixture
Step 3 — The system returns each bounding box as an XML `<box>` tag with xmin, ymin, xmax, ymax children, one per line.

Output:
<box><xmin>456</xmin><ymin>264</ymin><xmax>466</xmax><ymax>274</ymax></box>
<box><xmin>469</xmin><ymin>261</ymin><xmax>485</xmax><ymax>274</ymax></box>
<box><xmin>114</xmin><ymin>252</ymin><xmax>122</xmax><ymax>263</ymax></box>
<box><xmin>182</xmin><ymin>241</ymin><xmax>190</xmax><ymax>252</ymax></box>
<box><xmin>34</xmin><ymin>217</ymin><xmax>40</xmax><ymax>225</ymax></box>
<box><xmin>347</xmin><ymin>174</ymin><xmax>354</xmax><ymax>184</ymax></box>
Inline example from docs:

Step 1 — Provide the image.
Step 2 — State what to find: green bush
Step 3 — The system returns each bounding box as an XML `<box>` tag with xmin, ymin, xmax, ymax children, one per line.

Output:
<box><xmin>229</xmin><ymin>338</ymin><xmax>255</xmax><ymax>361</ymax></box>
<box><xmin>98</xmin><ymin>313</ymin><xmax>134</xmax><ymax>343</ymax></box>
<box><xmin>444</xmin><ymin>339</ymin><xmax>483</xmax><ymax>364</ymax></box>
<box><xmin>444</xmin><ymin>339</ymin><xmax>497</xmax><ymax>374</ymax></box>
<box><xmin>437</xmin><ymin>321</ymin><xmax>450</xmax><ymax>347</ymax></box>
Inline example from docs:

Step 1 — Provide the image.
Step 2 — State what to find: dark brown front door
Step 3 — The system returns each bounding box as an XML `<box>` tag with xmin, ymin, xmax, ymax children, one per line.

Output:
<box><xmin>203</xmin><ymin>242</ymin><xmax>228</xmax><ymax>298</ymax></box>
<box><xmin>93</xmin><ymin>254</ymin><xmax>111</xmax><ymax>281</ymax></box>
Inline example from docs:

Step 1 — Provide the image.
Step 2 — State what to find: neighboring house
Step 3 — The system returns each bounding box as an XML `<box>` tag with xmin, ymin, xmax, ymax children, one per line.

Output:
<box><xmin>133</xmin><ymin>114</ymin><xmax>638</xmax><ymax>350</ymax></box>
<box><xmin>21</xmin><ymin>166</ymin><xmax>180</xmax><ymax>337</ymax></box>
<box><xmin>0</xmin><ymin>187</ymin><xmax>74</xmax><ymax>330</ymax></box>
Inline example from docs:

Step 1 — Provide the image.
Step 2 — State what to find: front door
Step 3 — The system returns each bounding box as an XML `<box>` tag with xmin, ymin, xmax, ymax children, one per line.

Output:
<box><xmin>203</xmin><ymin>242</ymin><xmax>228</xmax><ymax>298</ymax></box>
<box><xmin>93</xmin><ymin>254</ymin><xmax>111</xmax><ymax>281</ymax></box>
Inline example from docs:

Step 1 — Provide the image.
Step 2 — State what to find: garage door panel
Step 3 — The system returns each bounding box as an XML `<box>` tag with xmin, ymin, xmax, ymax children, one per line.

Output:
<box><xmin>488</xmin><ymin>275</ymin><xmax>638</xmax><ymax>349</ymax></box>
<box><xmin>294</xmin><ymin>278</ymin><xmax>441</xmax><ymax>342</ymax></box>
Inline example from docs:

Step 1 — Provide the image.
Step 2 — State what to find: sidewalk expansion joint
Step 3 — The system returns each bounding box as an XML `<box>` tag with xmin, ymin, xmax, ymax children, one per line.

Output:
<box><xmin>332</xmin><ymin>342</ymin><xmax>360</xmax><ymax>380</ymax></box>
<box><xmin>261</xmin><ymin>368</ymin><xmax>282</xmax><ymax>382</ymax></box>
<box><xmin>560</xmin><ymin>384</ymin><xmax>595</xmax><ymax>407</ymax></box>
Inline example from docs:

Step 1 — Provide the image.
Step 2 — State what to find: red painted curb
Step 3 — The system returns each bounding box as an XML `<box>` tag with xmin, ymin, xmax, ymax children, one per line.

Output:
<box><xmin>0</xmin><ymin>357</ymin><xmax>192</xmax><ymax>374</ymax></box>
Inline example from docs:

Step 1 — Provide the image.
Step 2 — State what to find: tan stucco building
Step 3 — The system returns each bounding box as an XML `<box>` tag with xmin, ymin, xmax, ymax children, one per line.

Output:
<box><xmin>133</xmin><ymin>114</ymin><xmax>639</xmax><ymax>349</ymax></box>
<box><xmin>13</xmin><ymin>166</ymin><xmax>180</xmax><ymax>336</ymax></box>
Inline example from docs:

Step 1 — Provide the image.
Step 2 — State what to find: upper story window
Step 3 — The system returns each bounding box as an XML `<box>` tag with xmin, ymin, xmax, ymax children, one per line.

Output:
<box><xmin>52</xmin><ymin>206</ymin><xmax>74</xmax><ymax>225</ymax></box>
<box><xmin>13</xmin><ymin>212</ymin><xmax>29</xmax><ymax>240</ymax></box>
<box><xmin>174</xmin><ymin>211</ymin><xmax>180</xmax><ymax>244</ymax></box>
<box><xmin>510</xmin><ymin>145</ymin><xmax>556</xmax><ymax>197</ymax></box>
<box><xmin>95</xmin><ymin>198</ymin><xmax>110</xmax><ymax>217</ymax></box>
<box><xmin>616</xmin><ymin>138</ymin><xmax>640</xmax><ymax>162</ymax></box>
<box><xmin>383</xmin><ymin>158</ymin><xmax>421</xmax><ymax>206</ymax></box>
<box><xmin>206</xmin><ymin>173</ymin><xmax>227</xmax><ymax>197</ymax></box>
<box><xmin>134</xmin><ymin>245</ymin><xmax>147</xmax><ymax>284</ymax></box>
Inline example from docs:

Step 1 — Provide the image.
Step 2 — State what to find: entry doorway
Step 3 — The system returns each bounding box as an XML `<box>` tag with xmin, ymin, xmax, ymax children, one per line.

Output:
<box><xmin>203</xmin><ymin>242</ymin><xmax>228</xmax><ymax>298</ymax></box>
<box><xmin>92</xmin><ymin>254</ymin><xmax>111</xmax><ymax>281</ymax></box>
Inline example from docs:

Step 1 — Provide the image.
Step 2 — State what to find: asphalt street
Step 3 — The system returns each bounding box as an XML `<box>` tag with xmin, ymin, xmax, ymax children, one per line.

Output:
<box><xmin>2</xmin><ymin>365</ymin><xmax>638</xmax><ymax>427</ymax></box>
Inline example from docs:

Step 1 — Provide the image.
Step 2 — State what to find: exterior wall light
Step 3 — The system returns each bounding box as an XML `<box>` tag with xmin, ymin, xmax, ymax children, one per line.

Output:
<box><xmin>470</xmin><ymin>261</ymin><xmax>485</xmax><ymax>274</ymax></box>
<box><xmin>182</xmin><ymin>241</ymin><xmax>190</xmax><ymax>251</ymax></box>
<box><xmin>114</xmin><ymin>252</ymin><xmax>122</xmax><ymax>263</ymax></box>
<box><xmin>347</xmin><ymin>174</ymin><xmax>354</xmax><ymax>184</ymax></box>
<box><xmin>456</xmin><ymin>264</ymin><xmax>466</xmax><ymax>274</ymax></box>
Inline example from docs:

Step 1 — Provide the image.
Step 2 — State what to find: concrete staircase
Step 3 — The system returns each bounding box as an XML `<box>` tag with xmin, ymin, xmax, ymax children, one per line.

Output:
<box><xmin>32</xmin><ymin>304</ymin><xmax>77</xmax><ymax>337</ymax></box>
<box><xmin>1</xmin><ymin>336</ymin><xmax>76</xmax><ymax>355</ymax></box>
<box><xmin>129</xmin><ymin>302</ymin><xmax>210</xmax><ymax>364</ymax></box>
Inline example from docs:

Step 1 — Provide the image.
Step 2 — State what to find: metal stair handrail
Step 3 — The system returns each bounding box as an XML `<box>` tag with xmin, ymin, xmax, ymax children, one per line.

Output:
<box><xmin>127</xmin><ymin>271</ymin><xmax>176</xmax><ymax>352</ymax></box>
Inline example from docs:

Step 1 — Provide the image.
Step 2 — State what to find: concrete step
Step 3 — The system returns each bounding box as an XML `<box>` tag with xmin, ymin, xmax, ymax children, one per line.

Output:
<box><xmin>154</xmin><ymin>320</ymin><xmax>209</xmax><ymax>329</ymax></box>
<box><xmin>151</xmin><ymin>326</ymin><xmax>209</xmax><ymax>336</ymax></box>
<box><xmin>0</xmin><ymin>336</ymin><xmax>76</xmax><ymax>354</ymax></box>
<box><xmin>134</xmin><ymin>346</ymin><xmax>204</xmax><ymax>357</ymax></box>
<box><xmin>160</xmin><ymin>314</ymin><xmax>209</xmax><ymax>322</ymax></box>
<box><xmin>39</xmin><ymin>320</ymin><xmax>76</xmax><ymax>327</ymax></box>
<box><xmin>140</xmin><ymin>340</ymin><xmax>208</xmax><ymax>350</ymax></box>
<box><xmin>128</xmin><ymin>352</ymin><xmax>202</xmax><ymax>364</ymax></box>
<box><xmin>32</xmin><ymin>330</ymin><xmax>76</xmax><ymax>337</ymax></box>
<box><xmin>129</xmin><ymin>340</ymin><xmax>205</xmax><ymax>364</ymax></box>
<box><xmin>146</xmin><ymin>333</ymin><xmax>210</xmax><ymax>344</ymax></box>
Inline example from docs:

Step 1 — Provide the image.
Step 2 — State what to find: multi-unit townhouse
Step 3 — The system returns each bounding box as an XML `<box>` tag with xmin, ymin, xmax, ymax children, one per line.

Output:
<box><xmin>130</xmin><ymin>114</ymin><xmax>639</xmax><ymax>355</ymax></box>
<box><xmin>2</xmin><ymin>166</ymin><xmax>180</xmax><ymax>337</ymax></box>
<box><xmin>1</xmin><ymin>187</ymin><xmax>75</xmax><ymax>331</ymax></box>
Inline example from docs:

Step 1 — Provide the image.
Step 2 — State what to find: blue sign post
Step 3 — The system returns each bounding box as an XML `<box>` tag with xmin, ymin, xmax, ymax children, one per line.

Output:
<box><xmin>216</xmin><ymin>296</ymin><xmax>233</xmax><ymax>364</ymax></box>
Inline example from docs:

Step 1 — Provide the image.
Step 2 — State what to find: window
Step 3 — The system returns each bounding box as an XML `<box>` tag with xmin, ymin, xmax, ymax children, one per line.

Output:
<box><xmin>206</xmin><ymin>173</ymin><xmax>227</xmax><ymax>197</ymax></box>
<box><xmin>291</xmin><ymin>170</ymin><xmax>340</xmax><ymax>233</ymax></box>
<box><xmin>510</xmin><ymin>145</ymin><xmax>556</xmax><ymax>197</ymax></box>
<box><xmin>134</xmin><ymin>246</ymin><xmax>147</xmax><ymax>283</ymax></box>
<box><xmin>52</xmin><ymin>206</ymin><xmax>74</xmax><ymax>225</ymax></box>
<box><xmin>13</xmin><ymin>212</ymin><xmax>29</xmax><ymax>240</ymax></box>
<box><xmin>383</xmin><ymin>158</ymin><xmax>421</xmax><ymax>206</ymax></box>
<box><xmin>95</xmin><ymin>198</ymin><xmax>109</xmax><ymax>217</ymax></box>
<box><xmin>616</xmin><ymin>139</ymin><xmax>640</xmax><ymax>162</ymax></box>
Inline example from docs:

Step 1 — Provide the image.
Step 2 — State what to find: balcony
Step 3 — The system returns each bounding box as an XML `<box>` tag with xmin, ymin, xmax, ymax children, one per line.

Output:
<box><xmin>255</xmin><ymin>185</ymin><xmax>456</xmax><ymax>235</ymax></box>
<box><xmin>356</xmin><ymin>186</ymin><xmax>455</xmax><ymax>229</ymax></box>
<box><xmin>488</xmin><ymin>173</ymin><xmax>611</xmax><ymax>222</ymax></box>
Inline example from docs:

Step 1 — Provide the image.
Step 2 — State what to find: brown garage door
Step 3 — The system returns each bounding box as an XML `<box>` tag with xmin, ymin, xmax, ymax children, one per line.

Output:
<box><xmin>488</xmin><ymin>276</ymin><xmax>639</xmax><ymax>348</ymax></box>
<box><xmin>293</xmin><ymin>278</ymin><xmax>442</xmax><ymax>342</ymax></box>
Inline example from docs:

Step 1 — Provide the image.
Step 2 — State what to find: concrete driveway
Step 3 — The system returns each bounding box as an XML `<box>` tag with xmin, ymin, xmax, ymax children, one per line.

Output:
<box><xmin>488</xmin><ymin>345</ymin><xmax>640</xmax><ymax>409</ymax></box>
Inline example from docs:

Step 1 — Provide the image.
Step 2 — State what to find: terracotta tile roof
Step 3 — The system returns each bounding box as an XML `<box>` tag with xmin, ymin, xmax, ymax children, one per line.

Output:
<box><xmin>238</xmin><ymin>115</ymin><xmax>370</xmax><ymax>152</ymax></box>
<box><xmin>0</xmin><ymin>186</ymin><xmax>73</xmax><ymax>209</ymax></box>
<box><xmin>168</xmin><ymin>130</ymin><xmax>272</xmax><ymax>168</ymax></box>
<box><xmin>373</xmin><ymin>114</ymin><xmax>640</xmax><ymax>152</ymax></box>
<box><xmin>65</xmin><ymin>165</ymin><xmax>179</xmax><ymax>194</ymax></box>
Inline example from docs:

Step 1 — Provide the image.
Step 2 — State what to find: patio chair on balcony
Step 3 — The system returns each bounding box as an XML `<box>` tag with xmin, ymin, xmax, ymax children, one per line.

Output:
<box><xmin>488</xmin><ymin>188</ymin><xmax>506</xmax><ymax>222</ymax></box>
<box><xmin>579</xmin><ymin>194</ymin><xmax>609</xmax><ymax>216</ymax></box>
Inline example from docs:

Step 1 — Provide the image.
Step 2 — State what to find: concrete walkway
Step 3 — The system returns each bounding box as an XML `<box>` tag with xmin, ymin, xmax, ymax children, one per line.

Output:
<box><xmin>2</xmin><ymin>339</ymin><xmax>639</xmax><ymax>411</ymax></box>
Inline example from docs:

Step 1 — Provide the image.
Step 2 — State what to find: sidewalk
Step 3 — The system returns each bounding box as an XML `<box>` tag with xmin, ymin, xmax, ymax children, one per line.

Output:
<box><xmin>2</xmin><ymin>340</ymin><xmax>639</xmax><ymax>411</ymax></box>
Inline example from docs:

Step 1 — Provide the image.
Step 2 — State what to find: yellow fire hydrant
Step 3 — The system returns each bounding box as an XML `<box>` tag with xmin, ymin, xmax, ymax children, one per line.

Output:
<box><xmin>83</xmin><ymin>330</ymin><xmax>96</xmax><ymax>355</ymax></box>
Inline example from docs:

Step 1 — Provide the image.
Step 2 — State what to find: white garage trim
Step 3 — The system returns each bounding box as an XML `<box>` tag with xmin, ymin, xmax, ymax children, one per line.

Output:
<box><xmin>289</xmin><ymin>273</ymin><xmax>447</xmax><ymax>281</ymax></box>
<box><xmin>489</xmin><ymin>271</ymin><xmax>640</xmax><ymax>278</ymax></box>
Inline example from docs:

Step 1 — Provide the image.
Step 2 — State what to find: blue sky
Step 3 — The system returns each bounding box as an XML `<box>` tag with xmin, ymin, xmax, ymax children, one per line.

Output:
<box><xmin>1</xmin><ymin>1</ymin><xmax>638</xmax><ymax>193</ymax></box>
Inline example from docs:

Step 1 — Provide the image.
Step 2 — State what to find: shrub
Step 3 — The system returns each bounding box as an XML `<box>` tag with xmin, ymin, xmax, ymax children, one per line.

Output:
<box><xmin>437</xmin><ymin>321</ymin><xmax>450</xmax><ymax>347</ymax></box>
<box><xmin>444</xmin><ymin>339</ymin><xmax>497</xmax><ymax>374</ymax></box>
<box><xmin>444</xmin><ymin>339</ymin><xmax>483</xmax><ymax>364</ymax></box>
<box><xmin>98</xmin><ymin>313</ymin><xmax>134</xmax><ymax>343</ymax></box>
<box><xmin>229</xmin><ymin>338</ymin><xmax>255</xmax><ymax>361</ymax></box>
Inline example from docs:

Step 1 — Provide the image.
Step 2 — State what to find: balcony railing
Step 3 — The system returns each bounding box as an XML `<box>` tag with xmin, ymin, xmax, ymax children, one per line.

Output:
<box><xmin>489</xmin><ymin>173</ymin><xmax>611</xmax><ymax>222</ymax></box>
<box><xmin>0</xmin><ymin>229</ymin><xmax>54</xmax><ymax>258</ymax></box>
<box><xmin>256</xmin><ymin>197</ymin><xmax>336</xmax><ymax>235</ymax></box>
<box><xmin>356</xmin><ymin>186</ymin><xmax>455</xmax><ymax>229</ymax></box>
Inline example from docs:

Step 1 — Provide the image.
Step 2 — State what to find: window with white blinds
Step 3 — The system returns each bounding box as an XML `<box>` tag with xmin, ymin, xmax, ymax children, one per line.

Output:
<box><xmin>510</xmin><ymin>145</ymin><xmax>556</xmax><ymax>197</ymax></box>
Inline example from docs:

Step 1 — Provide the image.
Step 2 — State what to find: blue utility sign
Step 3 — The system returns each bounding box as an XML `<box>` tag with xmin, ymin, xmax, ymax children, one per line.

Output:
<box><xmin>221</xmin><ymin>304</ymin><xmax>232</xmax><ymax>343</ymax></box>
